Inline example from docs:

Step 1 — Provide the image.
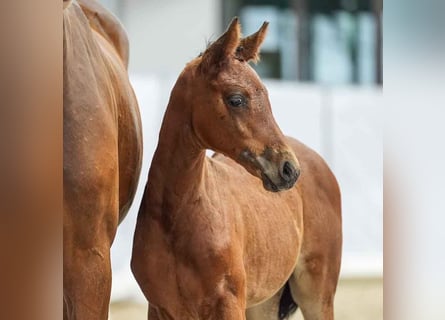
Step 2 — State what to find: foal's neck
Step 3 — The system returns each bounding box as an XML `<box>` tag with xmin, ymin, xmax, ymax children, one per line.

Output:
<box><xmin>146</xmin><ymin>77</ymin><xmax>207</xmax><ymax>212</ymax></box>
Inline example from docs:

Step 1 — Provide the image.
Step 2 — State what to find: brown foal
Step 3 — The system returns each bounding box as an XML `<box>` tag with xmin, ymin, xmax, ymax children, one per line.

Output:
<box><xmin>63</xmin><ymin>1</ymin><xmax>142</xmax><ymax>319</ymax></box>
<box><xmin>132</xmin><ymin>18</ymin><xmax>341</xmax><ymax>320</ymax></box>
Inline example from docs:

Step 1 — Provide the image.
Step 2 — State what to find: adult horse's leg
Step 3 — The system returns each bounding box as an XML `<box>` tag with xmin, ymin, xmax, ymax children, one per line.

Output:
<box><xmin>63</xmin><ymin>161</ymin><xmax>119</xmax><ymax>320</ymax></box>
<box><xmin>63</xmin><ymin>240</ymin><xmax>112</xmax><ymax>319</ymax></box>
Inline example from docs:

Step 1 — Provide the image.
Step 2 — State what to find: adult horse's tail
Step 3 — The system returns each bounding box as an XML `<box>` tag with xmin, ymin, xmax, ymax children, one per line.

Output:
<box><xmin>278</xmin><ymin>281</ymin><xmax>298</xmax><ymax>319</ymax></box>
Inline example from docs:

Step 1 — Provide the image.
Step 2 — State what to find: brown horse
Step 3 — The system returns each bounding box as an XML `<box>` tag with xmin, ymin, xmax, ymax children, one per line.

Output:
<box><xmin>131</xmin><ymin>18</ymin><xmax>341</xmax><ymax>320</ymax></box>
<box><xmin>63</xmin><ymin>0</ymin><xmax>142</xmax><ymax>319</ymax></box>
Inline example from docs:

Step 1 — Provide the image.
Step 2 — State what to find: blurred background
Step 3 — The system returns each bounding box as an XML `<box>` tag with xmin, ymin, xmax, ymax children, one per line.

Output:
<box><xmin>99</xmin><ymin>0</ymin><xmax>382</xmax><ymax>319</ymax></box>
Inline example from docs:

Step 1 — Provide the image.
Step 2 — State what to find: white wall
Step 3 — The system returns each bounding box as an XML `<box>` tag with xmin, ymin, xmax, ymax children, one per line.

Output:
<box><xmin>119</xmin><ymin>0</ymin><xmax>221</xmax><ymax>75</ymax></box>
<box><xmin>110</xmin><ymin>75</ymin><xmax>383</xmax><ymax>301</ymax></box>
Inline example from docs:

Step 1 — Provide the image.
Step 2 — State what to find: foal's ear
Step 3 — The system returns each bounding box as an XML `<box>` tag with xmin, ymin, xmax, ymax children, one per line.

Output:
<box><xmin>236</xmin><ymin>22</ymin><xmax>269</xmax><ymax>63</ymax></box>
<box><xmin>200</xmin><ymin>17</ymin><xmax>241</xmax><ymax>75</ymax></box>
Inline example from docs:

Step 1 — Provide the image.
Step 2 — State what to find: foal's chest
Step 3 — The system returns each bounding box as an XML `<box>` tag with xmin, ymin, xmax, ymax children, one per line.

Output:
<box><xmin>143</xmin><ymin>206</ymin><xmax>238</xmax><ymax>314</ymax></box>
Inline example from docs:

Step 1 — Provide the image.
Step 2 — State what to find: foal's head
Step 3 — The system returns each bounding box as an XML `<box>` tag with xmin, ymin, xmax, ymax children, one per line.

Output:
<box><xmin>182</xmin><ymin>18</ymin><xmax>300</xmax><ymax>192</ymax></box>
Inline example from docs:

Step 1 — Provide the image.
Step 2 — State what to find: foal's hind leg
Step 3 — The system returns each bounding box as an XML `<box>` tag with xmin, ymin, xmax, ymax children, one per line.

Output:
<box><xmin>286</xmin><ymin>202</ymin><xmax>341</xmax><ymax>320</ymax></box>
<box><xmin>288</xmin><ymin>245</ymin><xmax>341</xmax><ymax>320</ymax></box>
<box><xmin>245</xmin><ymin>287</ymin><xmax>284</xmax><ymax>320</ymax></box>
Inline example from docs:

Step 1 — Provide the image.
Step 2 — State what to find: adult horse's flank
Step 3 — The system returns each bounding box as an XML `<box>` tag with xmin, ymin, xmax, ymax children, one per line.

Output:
<box><xmin>132</xmin><ymin>18</ymin><xmax>341</xmax><ymax>320</ymax></box>
<box><xmin>63</xmin><ymin>0</ymin><xmax>142</xmax><ymax>319</ymax></box>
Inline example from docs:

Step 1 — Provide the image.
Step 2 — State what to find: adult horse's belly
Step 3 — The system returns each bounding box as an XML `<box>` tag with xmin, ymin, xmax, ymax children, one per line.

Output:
<box><xmin>211</xmin><ymin>155</ymin><xmax>304</xmax><ymax>307</ymax></box>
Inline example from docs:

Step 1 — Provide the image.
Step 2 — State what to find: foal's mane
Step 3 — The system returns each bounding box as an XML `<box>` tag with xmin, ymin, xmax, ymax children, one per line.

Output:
<box><xmin>197</xmin><ymin>38</ymin><xmax>214</xmax><ymax>57</ymax></box>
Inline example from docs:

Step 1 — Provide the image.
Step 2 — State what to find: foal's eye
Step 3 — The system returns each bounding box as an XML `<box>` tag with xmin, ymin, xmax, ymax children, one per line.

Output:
<box><xmin>226</xmin><ymin>94</ymin><xmax>247</xmax><ymax>108</ymax></box>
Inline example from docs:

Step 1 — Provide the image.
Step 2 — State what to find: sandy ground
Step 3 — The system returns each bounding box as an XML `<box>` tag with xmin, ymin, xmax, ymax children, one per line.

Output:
<box><xmin>110</xmin><ymin>277</ymin><xmax>382</xmax><ymax>320</ymax></box>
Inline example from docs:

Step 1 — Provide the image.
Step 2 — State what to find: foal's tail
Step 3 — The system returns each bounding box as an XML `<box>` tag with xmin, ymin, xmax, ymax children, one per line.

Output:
<box><xmin>278</xmin><ymin>281</ymin><xmax>298</xmax><ymax>319</ymax></box>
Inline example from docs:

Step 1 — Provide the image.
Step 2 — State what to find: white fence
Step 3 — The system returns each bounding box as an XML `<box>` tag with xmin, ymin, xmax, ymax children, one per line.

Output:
<box><xmin>110</xmin><ymin>74</ymin><xmax>383</xmax><ymax>302</ymax></box>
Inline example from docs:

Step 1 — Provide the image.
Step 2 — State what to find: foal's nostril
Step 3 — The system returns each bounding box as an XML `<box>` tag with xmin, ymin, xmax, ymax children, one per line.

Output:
<box><xmin>281</xmin><ymin>161</ymin><xmax>295</xmax><ymax>182</ymax></box>
<box><xmin>295</xmin><ymin>167</ymin><xmax>300</xmax><ymax>180</ymax></box>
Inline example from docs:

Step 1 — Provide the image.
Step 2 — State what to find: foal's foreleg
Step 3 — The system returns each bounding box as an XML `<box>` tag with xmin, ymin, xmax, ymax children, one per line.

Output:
<box><xmin>147</xmin><ymin>307</ymin><xmax>161</xmax><ymax>320</ymax></box>
<box><xmin>204</xmin><ymin>292</ymin><xmax>246</xmax><ymax>320</ymax></box>
<box><xmin>199</xmin><ymin>274</ymin><xmax>247</xmax><ymax>320</ymax></box>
